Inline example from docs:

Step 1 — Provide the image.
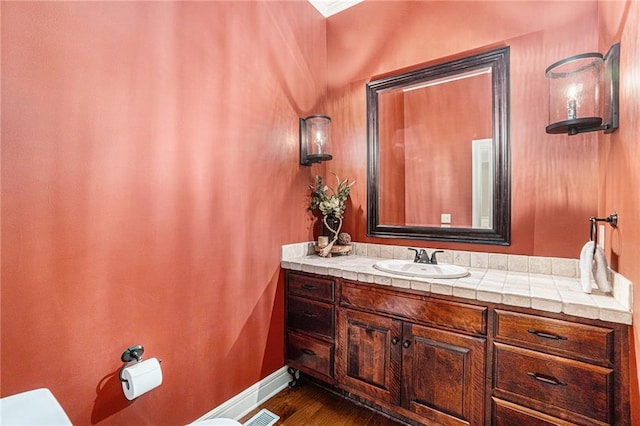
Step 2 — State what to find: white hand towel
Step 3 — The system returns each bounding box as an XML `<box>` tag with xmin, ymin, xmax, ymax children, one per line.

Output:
<box><xmin>579</xmin><ymin>241</ymin><xmax>612</xmax><ymax>294</ymax></box>
<box><xmin>593</xmin><ymin>244</ymin><xmax>611</xmax><ymax>293</ymax></box>
<box><xmin>579</xmin><ymin>241</ymin><xmax>594</xmax><ymax>293</ymax></box>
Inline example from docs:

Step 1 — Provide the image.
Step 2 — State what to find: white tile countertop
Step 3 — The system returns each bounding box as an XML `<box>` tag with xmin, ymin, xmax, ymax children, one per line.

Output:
<box><xmin>281</xmin><ymin>242</ymin><xmax>633</xmax><ymax>325</ymax></box>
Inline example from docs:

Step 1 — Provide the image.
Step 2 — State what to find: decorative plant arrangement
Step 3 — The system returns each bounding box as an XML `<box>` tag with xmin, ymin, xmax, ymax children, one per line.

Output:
<box><xmin>308</xmin><ymin>174</ymin><xmax>355</xmax><ymax>257</ymax></box>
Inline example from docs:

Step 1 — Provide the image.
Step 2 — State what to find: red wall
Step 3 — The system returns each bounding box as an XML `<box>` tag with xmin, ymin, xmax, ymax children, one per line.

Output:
<box><xmin>327</xmin><ymin>0</ymin><xmax>601</xmax><ymax>257</ymax></box>
<box><xmin>598</xmin><ymin>0</ymin><xmax>640</xmax><ymax>420</ymax></box>
<box><xmin>1</xmin><ymin>2</ymin><xmax>326</xmax><ymax>424</ymax></box>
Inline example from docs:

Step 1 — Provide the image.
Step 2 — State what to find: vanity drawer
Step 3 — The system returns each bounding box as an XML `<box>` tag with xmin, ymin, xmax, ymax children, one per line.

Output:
<box><xmin>287</xmin><ymin>331</ymin><xmax>334</xmax><ymax>380</ymax></box>
<box><xmin>494</xmin><ymin>309</ymin><xmax>613</xmax><ymax>364</ymax></box>
<box><xmin>287</xmin><ymin>296</ymin><xmax>334</xmax><ymax>339</ymax></box>
<box><xmin>341</xmin><ymin>281</ymin><xmax>487</xmax><ymax>335</ymax></box>
<box><xmin>493</xmin><ymin>398</ymin><xmax>580</xmax><ymax>426</ymax></box>
<box><xmin>494</xmin><ymin>342</ymin><xmax>613</xmax><ymax>424</ymax></box>
<box><xmin>287</xmin><ymin>272</ymin><xmax>334</xmax><ymax>302</ymax></box>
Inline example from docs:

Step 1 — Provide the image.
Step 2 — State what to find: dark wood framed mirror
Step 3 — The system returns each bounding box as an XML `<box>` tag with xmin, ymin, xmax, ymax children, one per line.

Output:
<box><xmin>367</xmin><ymin>46</ymin><xmax>510</xmax><ymax>245</ymax></box>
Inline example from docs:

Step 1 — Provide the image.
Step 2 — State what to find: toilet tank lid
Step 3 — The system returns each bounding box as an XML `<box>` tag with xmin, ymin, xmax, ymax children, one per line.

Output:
<box><xmin>0</xmin><ymin>388</ymin><xmax>73</xmax><ymax>425</ymax></box>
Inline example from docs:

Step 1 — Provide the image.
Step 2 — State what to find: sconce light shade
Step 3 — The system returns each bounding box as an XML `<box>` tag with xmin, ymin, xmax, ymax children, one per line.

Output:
<box><xmin>300</xmin><ymin>115</ymin><xmax>332</xmax><ymax>166</ymax></box>
<box><xmin>545</xmin><ymin>43</ymin><xmax>619</xmax><ymax>135</ymax></box>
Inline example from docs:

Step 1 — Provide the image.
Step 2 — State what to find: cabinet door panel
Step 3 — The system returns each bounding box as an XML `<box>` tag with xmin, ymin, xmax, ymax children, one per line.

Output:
<box><xmin>336</xmin><ymin>309</ymin><xmax>402</xmax><ymax>405</ymax></box>
<box><xmin>403</xmin><ymin>323</ymin><xmax>486</xmax><ymax>426</ymax></box>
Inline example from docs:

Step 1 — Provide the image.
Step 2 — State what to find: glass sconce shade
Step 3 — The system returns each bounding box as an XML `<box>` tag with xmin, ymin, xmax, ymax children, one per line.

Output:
<box><xmin>546</xmin><ymin>53</ymin><xmax>603</xmax><ymax>135</ymax></box>
<box><xmin>300</xmin><ymin>115</ymin><xmax>332</xmax><ymax>165</ymax></box>
<box><xmin>545</xmin><ymin>43</ymin><xmax>619</xmax><ymax>135</ymax></box>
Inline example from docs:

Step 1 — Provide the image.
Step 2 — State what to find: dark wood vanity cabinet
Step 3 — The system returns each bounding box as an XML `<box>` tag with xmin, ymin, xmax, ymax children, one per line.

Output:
<box><xmin>336</xmin><ymin>281</ymin><xmax>487</xmax><ymax>426</ymax></box>
<box><xmin>284</xmin><ymin>270</ymin><xmax>631</xmax><ymax>426</ymax></box>
<box><xmin>285</xmin><ymin>272</ymin><xmax>336</xmax><ymax>384</ymax></box>
<box><xmin>492</xmin><ymin>309</ymin><xmax>628</xmax><ymax>426</ymax></box>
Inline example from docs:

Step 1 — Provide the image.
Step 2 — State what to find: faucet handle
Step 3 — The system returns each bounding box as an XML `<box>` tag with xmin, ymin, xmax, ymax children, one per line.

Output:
<box><xmin>430</xmin><ymin>250</ymin><xmax>445</xmax><ymax>264</ymax></box>
<box><xmin>407</xmin><ymin>248</ymin><xmax>420</xmax><ymax>262</ymax></box>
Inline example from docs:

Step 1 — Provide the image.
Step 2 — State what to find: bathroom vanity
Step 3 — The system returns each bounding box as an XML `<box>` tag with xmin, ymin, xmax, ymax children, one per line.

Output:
<box><xmin>282</xmin><ymin>245</ymin><xmax>632</xmax><ymax>426</ymax></box>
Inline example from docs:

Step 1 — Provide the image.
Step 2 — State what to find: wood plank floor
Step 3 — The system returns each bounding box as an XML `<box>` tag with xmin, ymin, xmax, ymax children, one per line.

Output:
<box><xmin>239</xmin><ymin>382</ymin><xmax>404</xmax><ymax>425</ymax></box>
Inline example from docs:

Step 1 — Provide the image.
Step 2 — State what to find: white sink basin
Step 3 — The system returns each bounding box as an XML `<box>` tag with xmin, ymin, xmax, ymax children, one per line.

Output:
<box><xmin>373</xmin><ymin>259</ymin><xmax>469</xmax><ymax>279</ymax></box>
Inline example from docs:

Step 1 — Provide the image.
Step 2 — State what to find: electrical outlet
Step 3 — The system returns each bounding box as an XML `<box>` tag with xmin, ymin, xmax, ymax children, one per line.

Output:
<box><xmin>441</xmin><ymin>213</ymin><xmax>451</xmax><ymax>224</ymax></box>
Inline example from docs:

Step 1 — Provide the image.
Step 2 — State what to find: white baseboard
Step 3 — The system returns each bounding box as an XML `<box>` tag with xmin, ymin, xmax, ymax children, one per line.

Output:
<box><xmin>190</xmin><ymin>366</ymin><xmax>290</xmax><ymax>423</ymax></box>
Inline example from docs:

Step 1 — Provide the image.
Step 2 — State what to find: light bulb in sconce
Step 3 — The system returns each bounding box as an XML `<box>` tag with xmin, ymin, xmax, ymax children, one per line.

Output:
<box><xmin>567</xmin><ymin>99</ymin><xmax>577</xmax><ymax>119</ymax></box>
<box><xmin>315</xmin><ymin>131</ymin><xmax>324</xmax><ymax>155</ymax></box>
<box><xmin>566</xmin><ymin>84</ymin><xmax>580</xmax><ymax>120</ymax></box>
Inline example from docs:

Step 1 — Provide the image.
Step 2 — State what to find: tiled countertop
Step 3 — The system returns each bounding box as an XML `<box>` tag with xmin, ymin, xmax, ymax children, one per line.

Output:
<box><xmin>281</xmin><ymin>242</ymin><xmax>633</xmax><ymax>325</ymax></box>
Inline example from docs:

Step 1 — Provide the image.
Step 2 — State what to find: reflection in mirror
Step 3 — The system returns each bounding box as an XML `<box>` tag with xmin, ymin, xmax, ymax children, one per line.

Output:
<box><xmin>367</xmin><ymin>46</ymin><xmax>510</xmax><ymax>245</ymax></box>
<box><xmin>472</xmin><ymin>138</ymin><xmax>493</xmax><ymax>229</ymax></box>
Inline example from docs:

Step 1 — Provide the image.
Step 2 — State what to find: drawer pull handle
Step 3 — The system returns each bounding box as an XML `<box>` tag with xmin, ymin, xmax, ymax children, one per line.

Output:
<box><xmin>301</xmin><ymin>348</ymin><xmax>316</xmax><ymax>356</ymax></box>
<box><xmin>527</xmin><ymin>329</ymin><xmax>567</xmax><ymax>340</ymax></box>
<box><xmin>303</xmin><ymin>312</ymin><xmax>317</xmax><ymax>318</ymax></box>
<box><xmin>302</xmin><ymin>284</ymin><xmax>317</xmax><ymax>290</ymax></box>
<box><xmin>403</xmin><ymin>340</ymin><xmax>411</xmax><ymax>348</ymax></box>
<box><xmin>527</xmin><ymin>372</ymin><xmax>567</xmax><ymax>386</ymax></box>
<box><xmin>392</xmin><ymin>337</ymin><xmax>399</xmax><ymax>345</ymax></box>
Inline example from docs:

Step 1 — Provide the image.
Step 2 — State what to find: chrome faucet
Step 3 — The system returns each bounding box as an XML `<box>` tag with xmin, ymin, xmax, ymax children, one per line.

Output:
<box><xmin>408</xmin><ymin>248</ymin><xmax>445</xmax><ymax>265</ymax></box>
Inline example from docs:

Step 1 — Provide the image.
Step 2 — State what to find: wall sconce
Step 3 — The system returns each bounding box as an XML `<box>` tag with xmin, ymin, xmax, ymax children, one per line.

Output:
<box><xmin>300</xmin><ymin>115</ymin><xmax>332</xmax><ymax>166</ymax></box>
<box><xmin>545</xmin><ymin>43</ymin><xmax>619</xmax><ymax>135</ymax></box>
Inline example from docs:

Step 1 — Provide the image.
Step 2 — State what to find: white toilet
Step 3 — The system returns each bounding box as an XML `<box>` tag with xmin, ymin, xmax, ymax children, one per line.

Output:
<box><xmin>0</xmin><ymin>388</ymin><xmax>73</xmax><ymax>425</ymax></box>
<box><xmin>1</xmin><ymin>388</ymin><xmax>242</xmax><ymax>426</ymax></box>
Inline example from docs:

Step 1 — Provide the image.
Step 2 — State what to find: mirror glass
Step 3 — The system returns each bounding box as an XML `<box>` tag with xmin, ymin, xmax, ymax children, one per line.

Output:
<box><xmin>367</xmin><ymin>47</ymin><xmax>511</xmax><ymax>245</ymax></box>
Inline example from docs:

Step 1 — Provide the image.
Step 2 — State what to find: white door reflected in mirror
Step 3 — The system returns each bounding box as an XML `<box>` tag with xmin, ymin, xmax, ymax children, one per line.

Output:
<box><xmin>472</xmin><ymin>138</ymin><xmax>493</xmax><ymax>229</ymax></box>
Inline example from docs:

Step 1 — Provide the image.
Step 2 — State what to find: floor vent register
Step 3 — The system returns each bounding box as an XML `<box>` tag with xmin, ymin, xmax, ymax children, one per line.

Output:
<box><xmin>243</xmin><ymin>408</ymin><xmax>280</xmax><ymax>426</ymax></box>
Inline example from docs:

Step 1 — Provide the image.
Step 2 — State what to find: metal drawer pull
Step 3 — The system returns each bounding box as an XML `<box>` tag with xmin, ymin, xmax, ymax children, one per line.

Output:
<box><xmin>527</xmin><ymin>372</ymin><xmax>567</xmax><ymax>386</ymax></box>
<box><xmin>303</xmin><ymin>312</ymin><xmax>317</xmax><ymax>318</ymax></box>
<box><xmin>302</xmin><ymin>284</ymin><xmax>317</xmax><ymax>290</ymax></box>
<box><xmin>527</xmin><ymin>329</ymin><xmax>567</xmax><ymax>340</ymax></box>
<box><xmin>301</xmin><ymin>348</ymin><xmax>316</xmax><ymax>356</ymax></box>
<box><xmin>403</xmin><ymin>340</ymin><xmax>411</xmax><ymax>348</ymax></box>
<box><xmin>392</xmin><ymin>337</ymin><xmax>399</xmax><ymax>345</ymax></box>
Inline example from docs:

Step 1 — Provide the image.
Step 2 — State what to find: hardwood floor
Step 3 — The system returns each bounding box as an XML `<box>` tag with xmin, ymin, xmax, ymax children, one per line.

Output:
<box><xmin>239</xmin><ymin>382</ymin><xmax>404</xmax><ymax>425</ymax></box>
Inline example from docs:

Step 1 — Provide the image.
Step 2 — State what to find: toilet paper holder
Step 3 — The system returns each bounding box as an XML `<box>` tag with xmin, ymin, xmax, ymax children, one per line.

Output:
<box><xmin>119</xmin><ymin>345</ymin><xmax>145</xmax><ymax>390</ymax></box>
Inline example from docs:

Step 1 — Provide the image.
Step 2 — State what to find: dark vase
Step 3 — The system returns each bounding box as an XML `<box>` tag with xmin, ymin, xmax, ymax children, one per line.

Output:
<box><xmin>323</xmin><ymin>215</ymin><xmax>341</xmax><ymax>238</ymax></box>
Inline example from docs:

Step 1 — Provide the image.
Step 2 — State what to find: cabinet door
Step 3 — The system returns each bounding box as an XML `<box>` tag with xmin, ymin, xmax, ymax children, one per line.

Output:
<box><xmin>402</xmin><ymin>323</ymin><xmax>486</xmax><ymax>426</ymax></box>
<box><xmin>336</xmin><ymin>308</ymin><xmax>402</xmax><ymax>405</ymax></box>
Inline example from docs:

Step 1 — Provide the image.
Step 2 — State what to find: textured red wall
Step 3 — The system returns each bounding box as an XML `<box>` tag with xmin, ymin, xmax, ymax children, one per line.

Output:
<box><xmin>598</xmin><ymin>0</ymin><xmax>640</xmax><ymax>420</ymax></box>
<box><xmin>1</xmin><ymin>2</ymin><xmax>325</xmax><ymax>424</ymax></box>
<box><xmin>327</xmin><ymin>0</ymin><xmax>601</xmax><ymax>257</ymax></box>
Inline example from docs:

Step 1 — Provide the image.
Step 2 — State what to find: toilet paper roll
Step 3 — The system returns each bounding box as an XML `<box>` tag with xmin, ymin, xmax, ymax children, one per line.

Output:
<box><xmin>120</xmin><ymin>357</ymin><xmax>163</xmax><ymax>400</ymax></box>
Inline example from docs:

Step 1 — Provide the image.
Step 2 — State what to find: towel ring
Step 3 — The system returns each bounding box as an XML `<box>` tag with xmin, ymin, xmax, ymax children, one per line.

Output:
<box><xmin>588</xmin><ymin>212</ymin><xmax>618</xmax><ymax>255</ymax></box>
